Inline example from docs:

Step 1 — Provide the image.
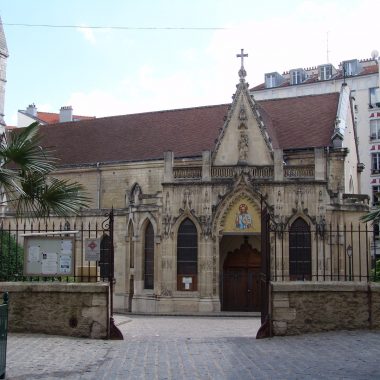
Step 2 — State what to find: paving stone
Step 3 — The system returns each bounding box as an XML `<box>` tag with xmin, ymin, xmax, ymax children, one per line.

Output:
<box><xmin>4</xmin><ymin>315</ymin><xmax>380</xmax><ymax>379</ymax></box>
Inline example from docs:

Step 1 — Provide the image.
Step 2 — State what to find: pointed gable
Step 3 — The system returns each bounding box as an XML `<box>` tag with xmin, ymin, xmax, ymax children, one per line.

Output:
<box><xmin>213</xmin><ymin>57</ymin><xmax>273</xmax><ymax>166</ymax></box>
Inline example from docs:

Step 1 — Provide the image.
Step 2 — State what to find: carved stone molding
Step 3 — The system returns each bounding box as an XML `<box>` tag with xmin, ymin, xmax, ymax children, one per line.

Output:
<box><xmin>161</xmin><ymin>287</ymin><xmax>172</xmax><ymax>297</ymax></box>
<box><xmin>200</xmin><ymin>257</ymin><xmax>213</xmax><ymax>272</ymax></box>
<box><xmin>238</xmin><ymin>132</ymin><xmax>249</xmax><ymax>163</ymax></box>
<box><xmin>200</xmin><ymin>215</ymin><xmax>212</xmax><ymax>240</ymax></box>
<box><xmin>161</xmin><ymin>258</ymin><xmax>172</xmax><ymax>270</ymax></box>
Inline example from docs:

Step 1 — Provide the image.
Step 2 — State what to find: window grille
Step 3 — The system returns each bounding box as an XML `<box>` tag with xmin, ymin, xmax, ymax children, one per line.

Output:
<box><xmin>144</xmin><ymin>222</ymin><xmax>154</xmax><ymax>289</ymax></box>
<box><xmin>289</xmin><ymin>218</ymin><xmax>311</xmax><ymax>280</ymax></box>
<box><xmin>177</xmin><ymin>219</ymin><xmax>198</xmax><ymax>291</ymax></box>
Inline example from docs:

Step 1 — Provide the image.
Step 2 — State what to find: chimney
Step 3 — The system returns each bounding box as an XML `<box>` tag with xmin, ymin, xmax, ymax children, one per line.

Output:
<box><xmin>59</xmin><ymin>106</ymin><xmax>73</xmax><ymax>122</ymax></box>
<box><xmin>26</xmin><ymin>103</ymin><xmax>37</xmax><ymax>117</ymax></box>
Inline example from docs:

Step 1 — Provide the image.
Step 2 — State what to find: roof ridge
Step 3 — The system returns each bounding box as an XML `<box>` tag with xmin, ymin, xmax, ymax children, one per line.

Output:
<box><xmin>44</xmin><ymin>103</ymin><xmax>230</xmax><ymax>127</ymax></box>
<box><xmin>257</xmin><ymin>92</ymin><xmax>339</xmax><ymax>103</ymax></box>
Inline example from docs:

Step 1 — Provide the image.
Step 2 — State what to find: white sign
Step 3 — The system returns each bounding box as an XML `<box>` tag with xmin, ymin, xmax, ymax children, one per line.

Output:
<box><xmin>85</xmin><ymin>238</ymin><xmax>101</xmax><ymax>261</ymax></box>
<box><xmin>182</xmin><ymin>276</ymin><xmax>193</xmax><ymax>290</ymax></box>
<box><xmin>41</xmin><ymin>252</ymin><xmax>58</xmax><ymax>275</ymax></box>
<box><xmin>59</xmin><ymin>255</ymin><xmax>72</xmax><ymax>274</ymax></box>
<box><xmin>24</xmin><ymin>237</ymin><xmax>75</xmax><ymax>277</ymax></box>
<box><xmin>28</xmin><ymin>246</ymin><xmax>40</xmax><ymax>262</ymax></box>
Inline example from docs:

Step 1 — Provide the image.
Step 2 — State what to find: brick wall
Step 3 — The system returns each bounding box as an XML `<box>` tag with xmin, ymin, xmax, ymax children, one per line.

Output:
<box><xmin>1</xmin><ymin>282</ymin><xmax>110</xmax><ymax>339</ymax></box>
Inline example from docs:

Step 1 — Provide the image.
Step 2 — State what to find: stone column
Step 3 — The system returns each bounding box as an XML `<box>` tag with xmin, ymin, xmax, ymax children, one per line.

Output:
<box><xmin>314</xmin><ymin>148</ymin><xmax>325</xmax><ymax>181</ymax></box>
<box><xmin>202</xmin><ymin>150</ymin><xmax>211</xmax><ymax>182</ymax></box>
<box><xmin>274</xmin><ymin>149</ymin><xmax>283</xmax><ymax>181</ymax></box>
<box><xmin>163</xmin><ymin>151</ymin><xmax>174</xmax><ymax>183</ymax></box>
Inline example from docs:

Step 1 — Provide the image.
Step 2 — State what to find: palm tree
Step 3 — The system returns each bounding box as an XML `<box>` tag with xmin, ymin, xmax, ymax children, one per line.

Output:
<box><xmin>0</xmin><ymin>122</ymin><xmax>89</xmax><ymax>217</ymax></box>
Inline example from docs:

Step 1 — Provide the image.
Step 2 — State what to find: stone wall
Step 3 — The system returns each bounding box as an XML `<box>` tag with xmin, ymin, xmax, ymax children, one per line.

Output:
<box><xmin>1</xmin><ymin>282</ymin><xmax>110</xmax><ymax>339</ymax></box>
<box><xmin>272</xmin><ymin>282</ymin><xmax>380</xmax><ymax>335</ymax></box>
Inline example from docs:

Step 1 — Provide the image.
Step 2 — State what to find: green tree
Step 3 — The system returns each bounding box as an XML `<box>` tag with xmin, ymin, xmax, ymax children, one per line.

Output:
<box><xmin>0</xmin><ymin>122</ymin><xmax>89</xmax><ymax>217</ymax></box>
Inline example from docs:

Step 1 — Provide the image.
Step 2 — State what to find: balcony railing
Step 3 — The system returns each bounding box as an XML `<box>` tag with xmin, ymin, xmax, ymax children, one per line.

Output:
<box><xmin>172</xmin><ymin>165</ymin><xmax>316</xmax><ymax>181</ymax></box>
<box><xmin>212</xmin><ymin>166</ymin><xmax>274</xmax><ymax>179</ymax></box>
<box><xmin>284</xmin><ymin>165</ymin><xmax>314</xmax><ymax>179</ymax></box>
<box><xmin>173</xmin><ymin>167</ymin><xmax>202</xmax><ymax>180</ymax></box>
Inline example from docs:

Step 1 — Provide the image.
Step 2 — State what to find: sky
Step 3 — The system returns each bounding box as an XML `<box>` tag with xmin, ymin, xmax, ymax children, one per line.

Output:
<box><xmin>1</xmin><ymin>0</ymin><xmax>379</xmax><ymax>125</ymax></box>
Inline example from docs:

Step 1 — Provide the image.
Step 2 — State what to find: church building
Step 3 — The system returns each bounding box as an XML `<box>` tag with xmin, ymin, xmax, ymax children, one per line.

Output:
<box><xmin>6</xmin><ymin>51</ymin><xmax>370</xmax><ymax>316</ymax></box>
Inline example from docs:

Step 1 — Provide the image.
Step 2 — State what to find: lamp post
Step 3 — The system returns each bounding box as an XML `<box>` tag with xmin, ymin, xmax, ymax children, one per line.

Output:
<box><xmin>346</xmin><ymin>244</ymin><xmax>353</xmax><ymax>281</ymax></box>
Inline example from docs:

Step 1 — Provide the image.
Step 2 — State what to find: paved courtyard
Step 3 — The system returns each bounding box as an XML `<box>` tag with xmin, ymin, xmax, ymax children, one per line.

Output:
<box><xmin>5</xmin><ymin>315</ymin><xmax>380</xmax><ymax>379</ymax></box>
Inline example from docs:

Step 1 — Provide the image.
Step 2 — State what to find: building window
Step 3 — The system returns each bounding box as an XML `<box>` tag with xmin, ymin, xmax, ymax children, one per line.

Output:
<box><xmin>265</xmin><ymin>72</ymin><xmax>284</xmax><ymax>88</ymax></box>
<box><xmin>289</xmin><ymin>218</ymin><xmax>311</xmax><ymax>281</ymax></box>
<box><xmin>370</xmin><ymin>88</ymin><xmax>380</xmax><ymax>108</ymax></box>
<box><xmin>291</xmin><ymin>70</ymin><xmax>301</xmax><ymax>85</ymax></box>
<box><xmin>266</xmin><ymin>74</ymin><xmax>276</xmax><ymax>88</ymax></box>
<box><xmin>373</xmin><ymin>186</ymin><xmax>380</xmax><ymax>206</ymax></box>
<box><xmin>128</xmin><ymin>224</ymin><xmax>134</xmax><ymax>268</ymax></box>
<box><xmin>370</xmin><ymin>119</ymin><xmax>380</xmax><ymax>140</ymax></box>
<box><xmin>319</xmin><ymin>65</ymin><xmax>332</xmax><ymax>80</ymax></box>
<box><xmin>372</xmin><ymin>153</ymin><xmax>380</xmax><ymax>174</ymax></box>
<box><xmin>344</xmin><ymin>61</ymin><xmax>353</xmax><ymax>76</ymax></box>
<box><xmin>177</xmin><ymin>219</ymin><xmax>198</xmax><ymax>291</ymax></box>
<box><xmin>144</xmin><ymin>222</ymin><xmax>154</xmax><ymax>289</ymax></box>
<box><xmin>290</xmin><ymin>69</ymin><xmax>306</xmax><ymax>85</ymax></box>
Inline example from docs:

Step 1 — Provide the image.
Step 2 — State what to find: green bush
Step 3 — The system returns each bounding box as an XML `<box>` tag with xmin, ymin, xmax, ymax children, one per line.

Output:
<box><xmin>0</xmin><ymin>230</ymin><xmax>23</xmax><ymax>281</ymax></box>
<box><xmin>371</xmin><ymin>259</ymin><xmax>380</xmax><ymax>282</ymax></box>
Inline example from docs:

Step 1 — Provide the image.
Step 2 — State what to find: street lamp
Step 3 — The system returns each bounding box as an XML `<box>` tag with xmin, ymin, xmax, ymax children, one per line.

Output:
<box><xmin>346</xmin><ymin>244</ymin><xmax>353</xmax><ymax>281</ymax></box>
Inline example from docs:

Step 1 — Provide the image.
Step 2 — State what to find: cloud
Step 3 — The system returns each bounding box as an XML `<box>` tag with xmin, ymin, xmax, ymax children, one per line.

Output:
<box><xmin>76</xmin><ymin>24</ymin><xmax>96</xmax><ymax>45</ymax></box>
<box><xmin>66</xmin><ymin>0</ymin><xmax>380</xmax><ymax>118</ymax></box>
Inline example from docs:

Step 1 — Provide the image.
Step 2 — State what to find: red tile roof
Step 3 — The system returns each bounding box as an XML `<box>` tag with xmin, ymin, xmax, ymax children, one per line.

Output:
<box><xmin>258</xmin><ymin>93</ymin><xmax>339</xmax><ymax>149</ymax></box>
<box><xmin>37</xmin><ymin>112</ymin><xmax>95</xmax><ymax>124</ymax></box>
<box><xmin>30</xmin><ymin>93</ymin><xmax>339</xmax><ymax>167</ymax></box>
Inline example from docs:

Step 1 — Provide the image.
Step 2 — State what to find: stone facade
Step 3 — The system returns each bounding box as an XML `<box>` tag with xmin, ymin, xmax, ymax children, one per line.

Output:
<box><xmin>2</xmin><ymin>282</ymin><xmax>109</xmax><ymax>338</ymax></box>
<box><xmin>272</xmin><ymin>282</ymin><xmax>380</xmax><ymax>335</ymax></box>
<box><xmin>2</xmin><ymin>60</ymin><xmax>371</xmax><ymax>319</ymax></box>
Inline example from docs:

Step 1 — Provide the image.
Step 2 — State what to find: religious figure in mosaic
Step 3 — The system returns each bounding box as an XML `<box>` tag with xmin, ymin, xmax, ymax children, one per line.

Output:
<box><xmin>235</xmin><ymin>203</ymin><xmax>252</xmax><ymax>229</ymax></box>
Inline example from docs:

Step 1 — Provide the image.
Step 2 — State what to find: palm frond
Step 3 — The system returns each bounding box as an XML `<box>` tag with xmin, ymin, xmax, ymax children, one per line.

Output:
<box><xmin>16</xmin><ymin>174</ymin><xmax>90</xmax><ymax>217</ymax></box>
<box><xmin>360</xmin><ymin>208</ymin><xmax>380</xmax><ymax>224</ymax></box>
<box><xmin>1</xmin><ymin>122</ymin><xmax>56</xmax><ymax>173</ymax></box>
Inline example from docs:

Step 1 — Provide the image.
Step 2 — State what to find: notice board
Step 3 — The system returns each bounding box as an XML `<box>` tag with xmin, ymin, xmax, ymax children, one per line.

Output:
<box><xmin>24</xmin><ymin>236</ymin><xmax>75</xmax><ymax>276</ymax></box>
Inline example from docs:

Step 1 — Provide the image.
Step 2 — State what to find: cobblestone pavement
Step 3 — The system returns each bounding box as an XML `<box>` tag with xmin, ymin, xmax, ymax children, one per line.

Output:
<box><xmin>6</xmin><ymin>315</ymin><xmax>380</xmax><ymax>379</ymax></box>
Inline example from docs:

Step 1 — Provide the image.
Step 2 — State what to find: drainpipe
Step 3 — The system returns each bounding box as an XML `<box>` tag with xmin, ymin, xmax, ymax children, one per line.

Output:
<box><xmin>96</xmin><ymin>162</ymin><xmax>102</xmax><ymax>209</ymax></box>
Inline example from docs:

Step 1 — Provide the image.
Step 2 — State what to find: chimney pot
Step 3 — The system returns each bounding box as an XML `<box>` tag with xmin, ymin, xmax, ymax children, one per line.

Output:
<box><xmin>26</xmin><ymin>103</ymin><xmax>37</xmax><ymax>117</ymax></box>
<box><xmin>59</xmin><ymin>106</ymin><xmax>73</xmax><ymax>122</ymax></box>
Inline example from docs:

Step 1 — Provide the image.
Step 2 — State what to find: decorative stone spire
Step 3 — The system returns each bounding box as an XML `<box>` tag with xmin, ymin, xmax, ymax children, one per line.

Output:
<box><xmin>236</xmin><ymin>48</ymin><xmax>248</xmax><ymax>81</ymax></box>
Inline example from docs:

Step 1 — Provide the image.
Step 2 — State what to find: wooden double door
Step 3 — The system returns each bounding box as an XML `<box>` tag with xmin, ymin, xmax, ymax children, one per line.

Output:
<box><xmin>222</xmin><ymin>239</ymin><xmax>261</xmax><ymax>312</ymax></box>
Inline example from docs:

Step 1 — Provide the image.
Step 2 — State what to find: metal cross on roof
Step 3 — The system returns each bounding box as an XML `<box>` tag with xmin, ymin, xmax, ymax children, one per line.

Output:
<box><xmin>236</xmin><ymin>49</ymin><xmax>248</xmax><ymax>81</ymax></box>
<box><xmin>237</xmin><ymin>48</ymin><xmax>248</xmax><ymax>68</ymax></box>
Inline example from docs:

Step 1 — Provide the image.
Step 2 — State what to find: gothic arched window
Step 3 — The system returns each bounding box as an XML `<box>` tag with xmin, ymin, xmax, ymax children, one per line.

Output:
<box><xmin>128</xmin><ymin>223</ymin><xmax>134</xmax><ymax>269</ymax></box>
<box><xmin>177</xmin><ymin>219</ymin><xmax>198</xmax><ymax>291</ymax></box>
<box><xmin>144</xmin><ymin>222</ymin><xmax>154</xmax><ymax>289</ymax></box>
<box><xmin>289</xmin><ymin>218</ymin><xmax>311</xmax><ymax>280</ymax></box>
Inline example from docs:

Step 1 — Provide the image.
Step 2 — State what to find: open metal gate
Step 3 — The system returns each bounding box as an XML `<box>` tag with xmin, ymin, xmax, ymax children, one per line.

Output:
<box><xmin>256</xmin><ymin>207</ymin><xmax>272</xmax><ymax>339</ymax></box>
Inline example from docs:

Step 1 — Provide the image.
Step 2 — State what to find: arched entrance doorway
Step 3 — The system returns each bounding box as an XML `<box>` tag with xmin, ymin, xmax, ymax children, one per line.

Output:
<box><xmin>221</xmin><ymin>236</ymin><xmax>261</xmax><ymax>311</ymax></box>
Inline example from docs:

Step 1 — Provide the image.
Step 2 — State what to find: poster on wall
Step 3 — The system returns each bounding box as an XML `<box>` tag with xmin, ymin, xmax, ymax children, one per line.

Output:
<box><xmin>85</xmin><ymin>238</ymin><xmax>101</xmax><ymax>261</ymax></box>
<box><xmin>24</xmin><ymin>236</ymin><xmax>75</xmax><ymax>276</ymax></box>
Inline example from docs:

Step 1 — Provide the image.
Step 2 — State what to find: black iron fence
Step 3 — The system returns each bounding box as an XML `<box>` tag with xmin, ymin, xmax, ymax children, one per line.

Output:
<box><xmin>0</xmin><ymin>214</ymin><xmax>113</xmax><ymax>283</ymax></box>
<box><xmin>270</xmin><ymin>223</ymin><xmax>378</xmax><ymax>282</ymax></box>
<box><xmin>0</xmin><ymin>292</ymin><xmax>8</xmax><ymax>379</ymax></box>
